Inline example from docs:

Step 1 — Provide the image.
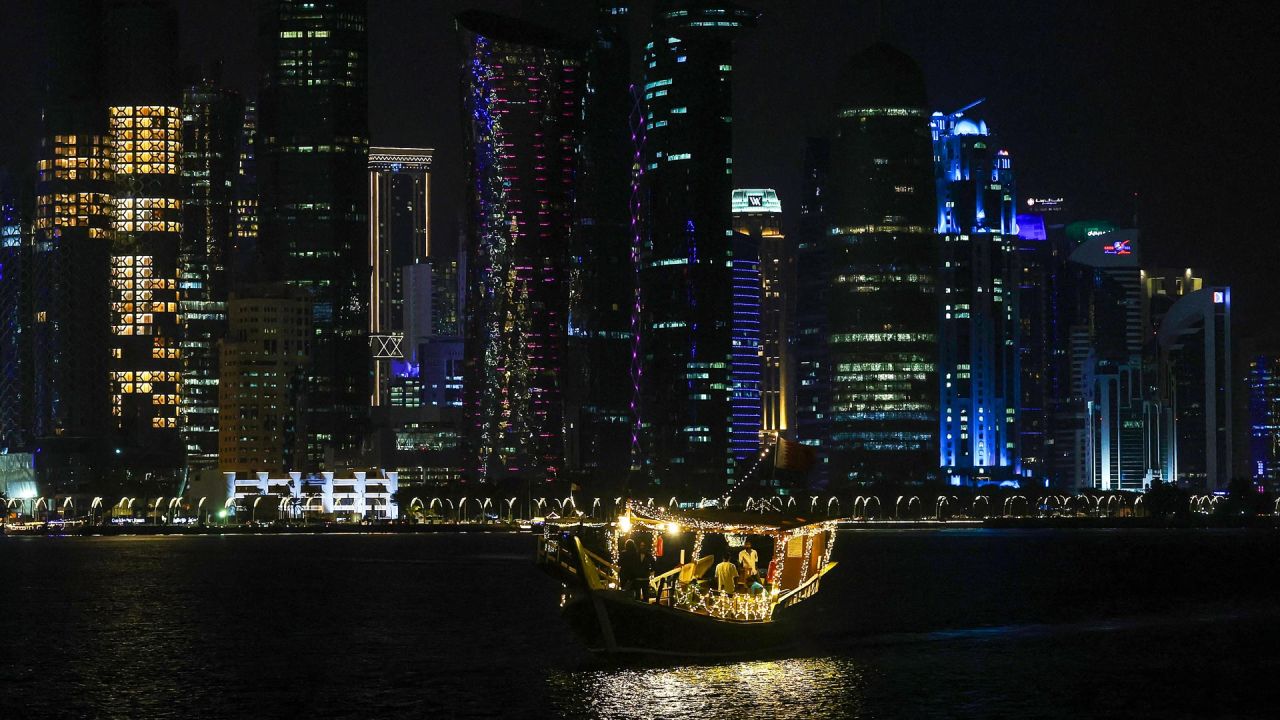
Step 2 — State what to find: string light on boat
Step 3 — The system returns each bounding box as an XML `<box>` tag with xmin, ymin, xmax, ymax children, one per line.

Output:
<box><xmin>673</xmin><ymin>586</ymin><xmax>775</xmax><ymax>622</ymax></box>
<box><xmin>718</xmin><ymin>446</ymin><xmax>772</xmax><ymax>507</ymax></box>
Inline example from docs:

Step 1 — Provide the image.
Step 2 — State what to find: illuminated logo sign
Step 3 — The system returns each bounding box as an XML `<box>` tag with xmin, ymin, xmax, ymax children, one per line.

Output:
<box><xmin>1103</xmin><ymin>239</ymin><xmax>1132</xmax><ymax>256</ymax></box>
<box><xmin>748</xmin><ymin>194</ymin><xmax>764</xmax><ymax>208</ymax></box>
<box><xmin>1213</xmin><ymin>291</ymin><xmax>1224</xmax><ymax>304</ymax></box>
<box><xmin>1026</xmin><ymin>196</ymin><xmax>1065</xmax><ymax>208</ymax></box>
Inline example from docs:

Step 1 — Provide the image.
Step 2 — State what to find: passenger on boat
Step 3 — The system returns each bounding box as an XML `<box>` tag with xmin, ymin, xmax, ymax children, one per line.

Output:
<box><xmin>715</xmin><ymin>554</ymin><xmax>739</xmax><ymax>593</ymax></box>
<box><xmin>620</xmin><ymin>539</ymin><xmax>645</xmax><ymax>599</ymax></box>
<box><xmin>637</xmin><ymin>538</ymin><xmax>656</xmax><ymax>599</ymax></box>
<box><xmin>738</xmin><ymin>540</ymin><xmax>758</xmax><ymax>576</ymax></box>
<box><xmin>746</xmin><ymin>574</ymin><xmax>765</xmax><ymax>595</ymax></box>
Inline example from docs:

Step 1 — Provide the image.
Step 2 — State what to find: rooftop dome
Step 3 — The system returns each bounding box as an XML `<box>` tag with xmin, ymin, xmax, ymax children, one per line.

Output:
<box><xmin>836</xmin><ymin>42</ymin><xmax>928</xmax><ymax>113</ymax></box>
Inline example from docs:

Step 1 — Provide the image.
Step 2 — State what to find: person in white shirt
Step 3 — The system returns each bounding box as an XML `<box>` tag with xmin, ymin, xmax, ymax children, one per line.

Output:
<box><xmin>738</xmin><ymin>540</ymin><xmax>758</xmax><ymax>577</ymax></box>
<box><xmin>715</xmin><ymin>554</ymin><xmax>739</xmax><ymax>593</ymax></box>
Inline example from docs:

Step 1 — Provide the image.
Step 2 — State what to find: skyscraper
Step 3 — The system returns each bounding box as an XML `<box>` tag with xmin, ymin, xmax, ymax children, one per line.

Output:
<box><xmin>1067</xmin><ymin>229</ymin><xmax>1157</xmax><ymax>491</ymax></box>
<box><xmin>732</xmin><ymin>189</ymin><xmax>790</xmax><ymax>445</ymax></box>
<box><xmin>458</xmin><ymin>11</ymin><xmax>583</xmax><ymax>483</ymax></box>
<box><xmin>232</xmin><ymin>101</ymin><xmax>258</xmax><ymax>280</ymax></box>
<box><xmin>368</xmin><ymin>147</ymin><xmax>432</xmax><ymax>408</ymax></box>
<box><xmin>258</xmin><ymin>0</ymin><xmax>370</xmax><ymax>468</ymax></box>
<box><xmin>218</xmin><ymin>285</ymin><xmax>311</xmax><ymax>473</ymax></box>
<box><xmin>0</xmin><ymin>190</ymin><xmax>29</xmax><ymax>451</ymax></box>
<box><xmin>564</xmin><ymin>1</ymin><xmax>635</xmax><ymax>490</ymax></box>
<box><xmin>931</xmin><ymin>106</ymin><xmax>1022</xmax><ymax>486</ymax></box>
<box><xmin>104</xmin><ymin>0</ymin><xmax>185</xmax><ymax>478</ymax></box>
<box><xmin>1157</xmin><ymin>287</ymin><xmax>1233</xmax><ymax>490</ymax></box>
<box><xmin>637</xmin><ymin>1</ymin><xmax>756</xmax><ymax>493</ymax></box>
<box><xmin>31</xmin><ymin>0</ymin><xmax>113</xmax><ymax>490</ymax></box>
<box><xmin>1014</xmin><ymin>203</ymin><xmax>1069</xmax><ymax>487</ymax></box>
<box><xmin>793</xmin><ymin>138</ymin><xmax>830</xmax><ymax>483</ymax></box>
<box><xmin>180</xmin><ymin>74</ymin><xmax>242</xmax><ymax>474</ymax></box>
<box><xmin>819</xmin><ymin>43</ymin><xmax>938</xmax><ymax>487</ymax></box>
<box><xmin>1248</xmin><ymin>352</ymin><xmax>1280</xmax><ymax>489</ymax></box>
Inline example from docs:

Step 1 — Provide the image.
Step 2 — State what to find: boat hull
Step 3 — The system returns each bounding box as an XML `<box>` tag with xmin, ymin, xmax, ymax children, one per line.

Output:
<box><xmin>562</xmin><ymin>588</ymin><xmax>801</xmax><ymax>658</ymax></box>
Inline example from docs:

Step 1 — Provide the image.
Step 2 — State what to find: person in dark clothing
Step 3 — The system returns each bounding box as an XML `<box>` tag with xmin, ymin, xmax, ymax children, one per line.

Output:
<box><xmin>637</xmin><ymin>538</ymin><xmax>657</xmax><ymax>599</ymax></box>
<box><xmin>619</xmin><ymin>539</ymin><xmax>644</xmax><ymax>599</ymax></box>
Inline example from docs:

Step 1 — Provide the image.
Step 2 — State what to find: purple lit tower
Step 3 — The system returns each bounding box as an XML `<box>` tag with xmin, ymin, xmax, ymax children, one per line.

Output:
<box><xmin>458</xmin><ymin>12</ymin><xmax>583</xmax><ymax>483</ymax></box>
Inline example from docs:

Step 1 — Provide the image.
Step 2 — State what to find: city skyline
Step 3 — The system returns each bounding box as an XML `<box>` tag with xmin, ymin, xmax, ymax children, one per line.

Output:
<box><xmin>0</xmin><ymin>0</ymin><xmax>1277</xmax><ymax>498</ymax></box>
<box><xmin>3</xmin><ymin>1</ymin><xmax>1277</xmax><ymax>345</ymax></box>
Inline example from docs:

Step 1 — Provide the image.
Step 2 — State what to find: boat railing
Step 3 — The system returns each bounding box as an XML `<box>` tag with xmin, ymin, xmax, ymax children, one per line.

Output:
<box><xmin>775</xmin><ymin>561</ymin><xmax>838</xmax><ymax>609</ymax></box>
<box><xmin>647</xmin><ymin>572</ymin><xmax>774</xmax><ymax>622</ymax></box>
<box><xmin>536</xmin><ymin>534</ymin><xmax>619</xmax><ymax>587</ymax></box>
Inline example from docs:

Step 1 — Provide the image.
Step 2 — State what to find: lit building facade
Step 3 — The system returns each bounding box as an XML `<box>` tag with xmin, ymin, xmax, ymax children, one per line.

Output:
<box><xmin>107</xmin><ymin>103</ymin><xmax>184</xmax><ymax>465</ymax></box>
<box><xmin>1157</xmin><ymin>287</ymin><xmax>1232</xmax><ymax>490</ymax></box>
<box><xmin>565</xmin><ymin>1</ymin><xmax>635</xmax><ymax>489</ymax></box>
<box><xmin>732</xmin><ymin>189</ymin><xmax>790</xmax><ymax>447</ymax></box>
<box><xmin>931</xmin><ymin>107</ymin><xmax>1022</xmax><ymax>486</ymax></box>
<box><xmin>366</xmin><ymin>147</ymin><xmax>464</xmax><ymax>489</ymax></box>
<box><xmin>729</xmin><ymin>230</ymin><xmax>762</xmax><ymax>460</ymax></box>
<box><xmin>368</xmin><ymin>147</ymin><xmax>432</xmax><ymax>408</ymax></box>
<box><xmin>818</xmin><ymin>43</ymin><xmax>938</xmax><ymax>487</ymax></box>
<box><xmin>1248</xmin><ymin>353</ymin><xmax>1280</xmax><ymax>488</ymax></box>
<box><xmin>180</xmin><ymin>78</ymin><xmax>243</xmax><ymax>473</ymax></box>
<box><xmin>1067</xmin><ymin>229</ymin><xmax>1164</xmax><ymax>491</ymax></box>
<box><xmin>258</xmin><ymin>0</ymin><xmax>370</xmax><ymax>468</ymax></box>
<box><xmin>637</xmin><ymin>1</ymin><xmax>756</xmax><ymax>492</ymax></box>
<box><xmin>218</xmin><ymin>285</ymin><xmax>311</xmax><ymax>473</ymax></box>
<box><xmin>459</xmin><ymin>11</ymin><xmax>583</xmax><ymax>482</ymax></box>
<box><xmin>226</xmin><ymin>470</ymin><xmax>397</xmax><ymax>520</ymax></box>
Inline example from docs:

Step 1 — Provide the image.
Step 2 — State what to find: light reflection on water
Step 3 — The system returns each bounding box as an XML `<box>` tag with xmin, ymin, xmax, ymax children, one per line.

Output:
<box><xmin>549</xmin><ymin>657</ymin><xmax>866</xmax><ymax>720</ymax></box>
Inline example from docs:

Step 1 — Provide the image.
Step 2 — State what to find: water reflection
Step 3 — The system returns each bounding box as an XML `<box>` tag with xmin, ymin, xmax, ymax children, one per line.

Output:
<box><xmin>549</xmin><ymin>656</ymin><xmax>866</xmax><ymax>720</ymax></box>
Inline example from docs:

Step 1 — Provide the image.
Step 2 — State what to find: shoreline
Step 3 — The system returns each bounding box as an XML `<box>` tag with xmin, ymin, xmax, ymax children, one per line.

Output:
<box><xmin>5</xmin><ymin>515</ymin><xmax>1279</xmax><ymax>537</ymax></box>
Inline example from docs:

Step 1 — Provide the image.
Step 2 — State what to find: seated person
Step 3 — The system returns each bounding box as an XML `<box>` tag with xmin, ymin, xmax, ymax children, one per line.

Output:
<box><xmin>715</xmin><ymin>554</ymin><xmax>739</xmax><ymax>593</ymax></box>
<box><xmin>746</xmin><ymin>573</ymin><xmax>765</xmax><ymax>595</ymax></box>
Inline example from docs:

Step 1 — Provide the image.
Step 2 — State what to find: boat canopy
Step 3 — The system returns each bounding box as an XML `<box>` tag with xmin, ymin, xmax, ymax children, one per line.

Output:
<box><xmin>624</xmin><ymin>501</ymin><xmax>834</xmax><ymax>537</ymax></box>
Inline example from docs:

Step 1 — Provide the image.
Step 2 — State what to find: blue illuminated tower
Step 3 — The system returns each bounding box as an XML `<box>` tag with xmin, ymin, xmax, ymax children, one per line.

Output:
<box><xmin>729</xmin><ymin>230</ymin><xmax>762</xmax><ymax>460</ymax></box>
<box><xmin>932</xmin><ymin>105</ymin><xmax>1022</xmax><ymax>486</ymax></box>
<box><xmin>1249</xmin><ymin>352</ymin><xmax>1280</xmax><ymax>489</ymax></box>
<box><xmin>637</xmin><ymin>1</ymin><xmax>756</xmax><ymax>493</ymax></box>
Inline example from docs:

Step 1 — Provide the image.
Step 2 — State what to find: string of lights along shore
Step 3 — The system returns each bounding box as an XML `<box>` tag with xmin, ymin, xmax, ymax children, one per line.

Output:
<box><xmin>0</xmin><ymin>0</ymin><xmax>1273</xmax><ymax>519</ymax></box>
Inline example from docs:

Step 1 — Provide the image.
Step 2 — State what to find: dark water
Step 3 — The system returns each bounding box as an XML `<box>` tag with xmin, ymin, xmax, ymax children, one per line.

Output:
<box><xmin>2</xmin><ymin>529</ymin><xmax>1277</xmax><ymax>719</ymax></box>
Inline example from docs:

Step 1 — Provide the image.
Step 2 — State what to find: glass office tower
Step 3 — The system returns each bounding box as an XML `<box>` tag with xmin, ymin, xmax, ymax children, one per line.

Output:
<box><xmin>258</xmin><ymin>0</ymin><xmax>370</xmax><ymax>468</ymax></box>
<box><xmin>637</xmin><ymin>1</ymin><xmax>756</xmax><ymax>493</ymax></box>
<box><xmin>821</xmin><ymin>43</ymin><xmax>938</xmax><ymax>487</ymax></box>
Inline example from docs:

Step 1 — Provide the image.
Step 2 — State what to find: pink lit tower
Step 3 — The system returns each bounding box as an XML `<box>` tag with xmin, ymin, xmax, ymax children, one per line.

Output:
<box><xmin>458</xmin><ymin>11</ymin><xmax>584</xmax><ymax>484</ymax></box>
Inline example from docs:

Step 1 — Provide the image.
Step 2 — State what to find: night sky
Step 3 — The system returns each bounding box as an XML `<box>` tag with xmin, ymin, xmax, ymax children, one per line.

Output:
<box><xmin>3</xmin><ymin>1</ymin><xmax>1278</xmax><ymax>343</ymax></box>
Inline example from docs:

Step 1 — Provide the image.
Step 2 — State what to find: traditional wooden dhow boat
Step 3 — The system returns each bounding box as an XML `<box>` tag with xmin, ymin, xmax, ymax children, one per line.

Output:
<box><xmin>536</xmin><ymin>501</ymin><xmax>838</xmax><ymax>657</ymax></box>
